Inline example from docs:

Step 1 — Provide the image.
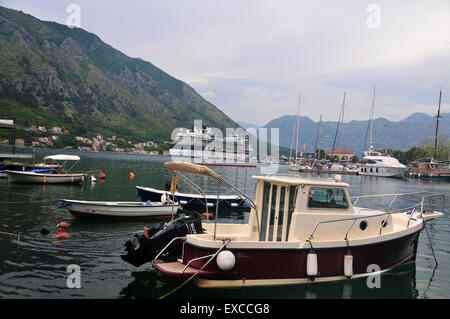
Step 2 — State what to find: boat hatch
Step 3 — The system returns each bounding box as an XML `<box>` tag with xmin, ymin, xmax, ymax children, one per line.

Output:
<box><xmin>259</xmin><ymin>182</ymin><xmax>297</xmax><ymax>242</ymax></box>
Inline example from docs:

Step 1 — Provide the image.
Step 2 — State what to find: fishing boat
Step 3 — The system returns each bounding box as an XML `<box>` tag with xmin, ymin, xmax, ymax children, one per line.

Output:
<box><xmin>5</xmin><ymin>154</ymin><xmax>86</xmax><ymax>184</ymax></box>
<box><xmin>409</xmin><ymin>158</ymin><xmax>450</xmax><ymax>181</ymax></box>
<box><xmin>59</xmin><ymin>199</ymin><xmax>179</xmax><ymax>219</ymax></box>
<box><xmin>409</xmin><ymin>90</ymin><xmax>449</xmax><ymax>181</ymax></box>
<box><xmin>121</xmin><ymin>161</ymin><xmax>445</xmax><ymax>287</ymax></box>
<box><xmin>136</xmin><ymin>186</ymin><xmax>250</xmax><ymax>211</ymax></box>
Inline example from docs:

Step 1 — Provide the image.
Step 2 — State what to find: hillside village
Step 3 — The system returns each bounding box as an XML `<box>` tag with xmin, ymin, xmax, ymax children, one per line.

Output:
<box><xmin>0</xmin><ymin>123</ymin><xmax>170</xmax><ymax>156</ymax></box>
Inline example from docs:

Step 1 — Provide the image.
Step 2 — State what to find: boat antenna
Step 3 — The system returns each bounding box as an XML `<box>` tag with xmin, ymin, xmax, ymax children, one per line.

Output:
<box><xmin>331</xmin><ymin>92</ymin><xmax>346</xmax><ymax>156</ymax></box>
<box><xmin>362</xmin><ymin>86</ymin><xmax>376</xmax><ymax>157</ymax></box>
<box><xmin>434</xmin><ymin>88</ymin><xmax>442</xmax><ymax>159</ymax></box>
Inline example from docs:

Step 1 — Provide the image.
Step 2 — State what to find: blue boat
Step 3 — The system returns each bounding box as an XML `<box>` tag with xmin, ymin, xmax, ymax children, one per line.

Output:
<box><xmin>136</xmin><ymin>186</ymin><xmax>250</xmax><ymax>211</ymax></box>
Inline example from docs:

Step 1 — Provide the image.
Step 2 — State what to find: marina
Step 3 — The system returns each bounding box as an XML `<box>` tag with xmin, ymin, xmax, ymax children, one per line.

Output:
<box><xmin>0</xmin><ymin>1</ymin><xmax>449</xmax><ymax>305</ymax></box>
<box><xmin>0</xmin><ymin>150</ymin><xmax>448</xmax><ymax>299</ymax></box>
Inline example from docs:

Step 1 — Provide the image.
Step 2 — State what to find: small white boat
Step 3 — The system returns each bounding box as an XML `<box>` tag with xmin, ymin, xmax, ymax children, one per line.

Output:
<box><xmin>6</xmin><ymin>170</ymin><xmax>86</xmax><ymax>184</ymax></box>
<box><xmin>59</xmin><ymin>199</ymin><xmax>179</xmax><ymax>219</ymax></box>
<box><xmin>5</xmin><ymin>154</ymin><xmax>86</xmax><ymax>184</ymax></box>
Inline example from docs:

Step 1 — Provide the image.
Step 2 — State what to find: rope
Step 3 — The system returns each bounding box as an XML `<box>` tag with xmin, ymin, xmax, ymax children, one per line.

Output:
<box><xmin>158</xmin><ymin>238</ymin><xmax>231</xmax><ymax>299</ymax></box>
<box><xmin>0</xmin><ymin>229</ymin><xmax>144</xmax><ymax>242</ymax></box>
<box><xmin>423</xmin><ymin>221</ymin><xmax>438</xmax><ymax>265</ymax></box>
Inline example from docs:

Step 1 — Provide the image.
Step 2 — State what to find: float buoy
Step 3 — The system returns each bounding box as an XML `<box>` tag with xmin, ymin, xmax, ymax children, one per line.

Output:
<box><xmin>344</xmin><ymin>250</ymin><xmax>353</xmax><ymax>278</ymax></box>
<box><xmin>98</xmin><ymin>171</ymin><xmax>106</xmax><ymax>179</ymax></box>
<box><xmin>201</xmin><ymin>212</ymin><xmax>215</xmax><ymax>220</ymax></box>
<box><xmin>216</xmin><ymin>250</ymin><xmax>235</xmax><ymax>271</ymax></box>
<box><xmin>306</xmin><ymin>248</ymin><xmax>318</xmax><ymax>281</ymax></box>
<box><xmin>129</xmin><ymin>172</ymin><xmax>135</xmax><ymax>179</ymax></box>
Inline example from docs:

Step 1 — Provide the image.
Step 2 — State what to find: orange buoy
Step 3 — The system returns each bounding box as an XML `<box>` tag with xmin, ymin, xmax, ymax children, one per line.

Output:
<box><xmin>201</xmin><ymin>212</ymin><xmax>215</xmax><ymax>220</ymax></box>
<box><xmin>98</xmin><ymin>171</ymin><xmax>106</xmax><ymax>179</ymax></box>
<box><xmin>129</xmin><ymin>172</ymin><xmax>135</xmax><ymax>179</ymax></box>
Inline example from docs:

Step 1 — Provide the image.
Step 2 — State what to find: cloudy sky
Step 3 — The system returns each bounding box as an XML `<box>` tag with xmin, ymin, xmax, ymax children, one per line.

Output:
<box><xmin>2</xmin><ymin>0</ymin><xmax>449</xmax><ymax>125</ymax></box>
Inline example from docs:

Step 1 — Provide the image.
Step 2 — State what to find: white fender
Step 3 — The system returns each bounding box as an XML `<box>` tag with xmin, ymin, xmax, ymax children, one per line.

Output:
<box><xmin>306</xmin><ymin>250</ymin><xmax>318</xmax><ymax>280</ymax></box>
<box><xmin>216</xmin><ymin>250</ymin><xmax>235</xmax><ymax>271</ymax></box>
<box><xmin>344</xmin><ymin>251</ymin><xmax>353</xmax><ymax>278</ymax></box>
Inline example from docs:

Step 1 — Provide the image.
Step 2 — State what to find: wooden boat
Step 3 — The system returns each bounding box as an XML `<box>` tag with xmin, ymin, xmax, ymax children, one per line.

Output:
<box><xmin>409</xmin><ymin>158</ymin><xmax>450</xmax><ymax>181</ymax></box>
<box><xmin>122</xmin><ymin>161</ymin><xmax>445</xmax><ymax>288</ymax></box>
<box><xmin>59</xmin><ymin>199</ymin><xmax>179</xmax><ymax>219</ymax></box>
<box><xmin>5</xmin><ymin>154</ymin><xmax>86</xmax><ymax>184</ymax></box>
<box><xmin>136</xmin><ymin>186</ymin><xmax>250</xmax><ymax>211</ymax></box>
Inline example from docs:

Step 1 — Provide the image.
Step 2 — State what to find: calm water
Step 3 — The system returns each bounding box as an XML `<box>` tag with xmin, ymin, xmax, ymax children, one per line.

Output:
<box><xmin>0</xmin><ymin>150</ymin><xmax>449</xmax><ymax>299</ymax></box>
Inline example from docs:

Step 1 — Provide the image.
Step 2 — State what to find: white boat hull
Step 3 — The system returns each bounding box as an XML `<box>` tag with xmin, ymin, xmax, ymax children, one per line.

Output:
<box><xmin>60</xmin><ymin>199</ymin><xmax>178</xmax><ymax>218</ymax></box>
<box><xmin>6</xmin><ymin>170</ymin><xmax>86</xmax><ymax>184</ymax></box>
<box><xmin>358</xmin><ymin>165</ymin><xmax>407</xmax><ymax>178</ymax></box>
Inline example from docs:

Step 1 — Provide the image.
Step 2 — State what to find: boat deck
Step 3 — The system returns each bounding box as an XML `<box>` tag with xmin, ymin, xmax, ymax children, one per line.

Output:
<box><xmin>153</xmin><ymin>261</ymin><xmax>200</xmax><ymax>276</ymax></box>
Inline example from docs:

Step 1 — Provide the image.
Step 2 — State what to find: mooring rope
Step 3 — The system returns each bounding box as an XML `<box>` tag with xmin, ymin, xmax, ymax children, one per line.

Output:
<box><xmin>0</xmin><ymin>229</ymin><xmax>144</xmax><ymax>242</ymax></box>
<box><xmin>423</xmin><ymin>221</ymin><xmax>438</xmax><ymax>265</ymax></box>
<box><xmin>158</xmin><ymin>238</ymin><xmax>231</xmax><ymax>299</ymax></box>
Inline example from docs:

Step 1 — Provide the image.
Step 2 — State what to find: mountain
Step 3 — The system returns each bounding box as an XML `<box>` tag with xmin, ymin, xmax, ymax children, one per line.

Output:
<box><xmin>263</xmin><ymin>112</ymin><xmax>450</xmax><ymax>155</ymax></box>
<box><xmin>236</xmin><ymin>121</ymin><xmax>261</xmax><ymax>130</ymax></box>
<box><xmin>0</xmin><ymin>6</ymin><xmax>238</xmax><ymax>143</ymax></box>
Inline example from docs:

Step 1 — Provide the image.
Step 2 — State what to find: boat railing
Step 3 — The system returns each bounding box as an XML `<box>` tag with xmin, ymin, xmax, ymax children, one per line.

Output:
<box><xmin>182</xmin><ymin>254</ymin><xmax>215</xmax><ymax>273</ymax></box>
<box><xmin>308</xmin><ymin>192</ymin><xmax>445</xmax><ymax>244</ymax></box>
<box><xmin>153</xmin><ymin>236</ymin><xmax>186</xmax><ymax>262</ymax></box>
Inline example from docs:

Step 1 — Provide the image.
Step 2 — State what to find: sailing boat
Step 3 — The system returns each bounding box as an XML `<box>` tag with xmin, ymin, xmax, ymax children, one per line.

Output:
<box><xmin>289</xmin><ymin>94</ymin><xmax>304</xmax><ymax>171</ymax></box>
<box><xmin>359</xmin><ymin>87</ymin><xmax>407</xmax><ymax>178</ymax></box>
<box><xmin>410</xmin><ymin>89</ymin><xmax>450</xmax><ymax>180</ymax></box>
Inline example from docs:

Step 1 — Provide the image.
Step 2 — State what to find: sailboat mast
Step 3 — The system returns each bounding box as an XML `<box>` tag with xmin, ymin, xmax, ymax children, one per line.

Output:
<box><xmin>288</xmin><ymin>93</ymin><xmax>301</xmax><ymax>162</ymax></box>
<box><xmin>434</xmin><ymin>88</ymin><xmax>442</xmax><ymax>159</ymax></box>
<box><xmin>315</xmin><ymin>114</ymin><xmax>323</xmax><ymax>159</ymax></box>
<box><xmin>331</xmin><ymin>92</ymin><xmax>345</xmax><ymax>154</ymax></box>
<box><xmin>295</xmin><ymin>93</ymin><xmax>301</xmax><ymax>160</ymax></box>
<box><xmin>369</xmin><ymin>86</ymin><xmax>376</xmax><ymax>148</ymax></box>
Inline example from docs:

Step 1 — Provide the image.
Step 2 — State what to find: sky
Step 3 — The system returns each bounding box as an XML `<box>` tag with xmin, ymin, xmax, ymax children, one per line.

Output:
<box><xmin>2</xmin><ymin>0</ymin><xmax>449</xmax><ymax>126</ymax></box>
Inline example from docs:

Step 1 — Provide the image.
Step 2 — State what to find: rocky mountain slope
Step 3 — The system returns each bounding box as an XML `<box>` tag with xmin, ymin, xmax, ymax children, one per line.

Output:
<box><xmin>0</xmin><ymin>6</ymin><xmax>238</xmax><ymax>142</ymax></box>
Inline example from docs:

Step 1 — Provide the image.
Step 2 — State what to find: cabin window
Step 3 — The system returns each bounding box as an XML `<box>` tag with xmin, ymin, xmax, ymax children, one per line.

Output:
<box><xmin>259</xmin><ymin>182</ymin><xmax>297</xmax><ymax>242</ymax></box>
<box><xmin>285</xmin><ymin>185</ymin><xmax>297</xmax><ymax>241</ymax></box>
<box><xmin>307</xmin><ymin>188</ymin><xmax>348</xmax><ymax>209</ymax></box>
<box><xmin>277</xmin><ymin>186</ymin><xmax>286</xmax><ymax>241</ymax></box>
<box><xmin>259</xmin><ymin>182</ymin><xmax>271</xmax><ymax>241</ymax></box>
<box><xmin>267</xmin><ymin>185</ymin><xmax>278</xmax><ymax>240</ymax></box>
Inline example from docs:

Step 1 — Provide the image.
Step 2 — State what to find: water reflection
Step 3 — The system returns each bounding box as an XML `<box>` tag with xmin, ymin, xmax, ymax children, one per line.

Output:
<box><xmin>0</xmin><ymin>151</ymin><xmax>448</xmax><ymax>298</ymax></box>
<box><xmin>119</xmin><ymin>262</ymin><xmax>419</xmax><ymax>299</ymax></box>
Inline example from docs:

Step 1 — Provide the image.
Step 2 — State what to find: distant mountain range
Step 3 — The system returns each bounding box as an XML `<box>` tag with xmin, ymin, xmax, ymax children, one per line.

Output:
<box><xmin>0</xmin><ymin>6</ymin><xmax>237</xmax><ymax>143</ymax></box>
<box><xmin>240</xmin><ymin>112</ymin><xmax>449</xmax><ymax>155</ymax></box>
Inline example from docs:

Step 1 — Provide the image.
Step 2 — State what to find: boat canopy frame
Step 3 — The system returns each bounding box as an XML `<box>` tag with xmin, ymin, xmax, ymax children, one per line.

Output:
<box><xmin>42</xmin><ymin>154</ymin><xmax>80</xmax><ymax>172</ymax></box>
<box><xmin>164</xmin><ymin>161</ymin><xmax>260</xmax><ymax>239</ymax></box>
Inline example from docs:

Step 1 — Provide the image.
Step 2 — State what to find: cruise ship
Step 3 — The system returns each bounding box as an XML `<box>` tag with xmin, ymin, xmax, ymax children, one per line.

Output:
<box><xmin>359</xmin><ymin>146</ymin><xmax>407</xmax><ymax>178</ymax></box>
<box><xmin>169</xmin><ymin>126</ymin><xmax>252</xmax><ymax>163</ymax></box>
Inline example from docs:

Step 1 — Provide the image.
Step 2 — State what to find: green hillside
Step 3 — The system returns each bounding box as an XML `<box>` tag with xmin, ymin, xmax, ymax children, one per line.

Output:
<box><xmin>0</xmin><ymin>6</ymin><xmax>238</xmax><ymax>143</ymax></box>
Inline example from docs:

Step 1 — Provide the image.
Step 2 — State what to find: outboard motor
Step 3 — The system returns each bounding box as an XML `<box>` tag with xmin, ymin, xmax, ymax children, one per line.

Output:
<box><xmin>121</xmin><ymin>213</ymin><xmax>203</xmax><ymax>267</ymax></box>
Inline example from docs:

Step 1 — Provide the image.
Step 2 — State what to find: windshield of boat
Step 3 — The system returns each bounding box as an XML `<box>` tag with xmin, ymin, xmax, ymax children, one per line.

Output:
<box><xmin>307</xmin><ymin>187</ymin><xmax>348</xmax><ymax>209</ymax></box>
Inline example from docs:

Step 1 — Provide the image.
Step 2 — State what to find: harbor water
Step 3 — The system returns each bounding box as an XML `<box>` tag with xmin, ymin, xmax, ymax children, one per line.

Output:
<box><xmin>0</xmin><ymin>151</ymin><xmax>449</xmax><ymax>299</ymax></box>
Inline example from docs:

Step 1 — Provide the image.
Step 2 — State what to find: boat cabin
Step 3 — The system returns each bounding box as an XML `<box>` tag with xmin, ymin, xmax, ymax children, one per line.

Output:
<box><xmin>246</xmin><ymin>174</ymin><xmax>355</xmax><ymax>243</ymax></box>
<box><xmin>195</xmin><ymin>174</ymin><xmax>395</xmax><ymax>248</ymax></box>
